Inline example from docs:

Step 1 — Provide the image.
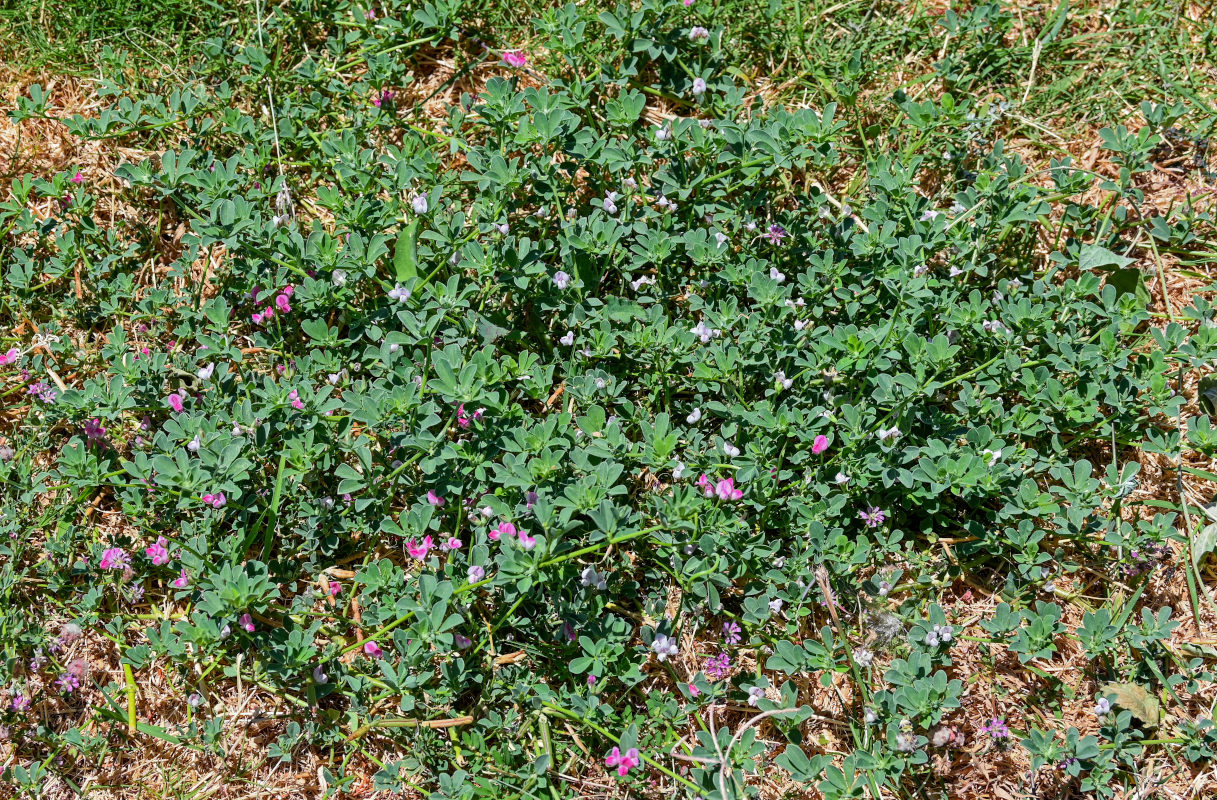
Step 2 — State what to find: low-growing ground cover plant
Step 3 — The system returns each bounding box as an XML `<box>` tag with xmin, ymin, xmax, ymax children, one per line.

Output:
<box><xmin>2</xmin><ymin>0</ymin><xmax>1217</xmax><ymax>797</ymax></box>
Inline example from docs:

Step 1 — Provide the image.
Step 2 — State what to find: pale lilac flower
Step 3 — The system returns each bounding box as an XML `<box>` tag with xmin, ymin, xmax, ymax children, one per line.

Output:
<box><xmin>859</xmin><ymin>506</ymin><xmax>887</xmax><ymax>528</ymax></box>
<box><xmin>581</xmin><ymin>566</ymin><xmax>607</xmax><ymax>590</ymax></box>
<box><xmin>672</xmin><ymin>461</ymin><xmax>686</xmax><ymax>479</ymax></box>
<box><xmin>920</xmin><ymin>209</ymin><xmax>941</xmax><ymax>221</ymax></box>
<box><xmin>768</xmin><ymin>598</ymin><xmax>784</xmax><ymax>614</ymax></box>
<box><xmin>835</xmin><ymin>472</ymin><xmax>850</xmax><ymax>484</ymax></box>
<box><xmin>722</xmin><ymin>621</ymin><xmax>741</xmax><ymax>645</ymax></box>
<box><xmin>714</xmin><ymin>231</ymin><xmax>728</xmax><ymax>248</ymax></box>
<box><xmin>747</xmin><ymin>686</ymin><xmax>765</xmax><ymax>706</ymax></box>
<box><xmin>560</xmin><ymin>331</ymin><xmax>575</xmax><ymax>346</ymax></box>
<box><xmin>197</xmin><ymin>363</ymin><xmax>215</xmax><ymax>381</ymax></box>
<box><xmin>982</xmin><ymin>319</ymin><xmax>1011</xmax><ymax>334</ymax></box>
<box><xmin>770</xmin><ymin>266</ymin><xmax>785</xmax><ymax>283</ymax></box>
<box><xmin>603</xmin><ymin>191</ymin><xmax>619</xmax><ymax>214</ymax></box>
<box><xmin>553</xmin><ymin>270</ymin><xmax>570</xmax><ymax>290</ymax></box>
<box><xmin>630</xmin><ymin>275</ymin><xmax>655</xmax><ymax>291</ymax></box>
<box><xmin>655</xmin><ymin>125</ymin><xmax>672</xmax><ymax>142</ymax></box>
<box><xmin>496</xmin><ymin>222</ymin><xmax>510</xmax><ymax>235</ymax></box>
<box><xmin>853</xmin><ymin>648</ymin><xmax>874</xmax><ymax>667</ymax></box>
<box><xmin>877</xmin><ymin>426</ymin><xmax>901</xmax><ymax>442</ymax></box>
<box><xmin>689</xmin><ymin>25</ymin><xmax>710</xmax><ymax>42</ymax></box>
<box><xmin>686</xmin><ymin>408</ymin><xmax>702</xmax><ymax>424</ymax></box>
<box><xmin>949</xmin><ymin>266</ymin><xmax>965</xmax><ymax>278</ymax></box>
<box><xmin>313</xmin><ymin>665</ymin><xmax>329</xmax><ymax>684</ymax></box>
<box><xmin>187</xmin><ymin>433</ymin><xmax>202</xmax><ymax>452</ymax></box>
<box><xmin>389</xmin><ymin>283</ymin><xmax>410</xmax><ymax>302</ymax></box>
<box><xmin>1093</xmin><ymin>697</ymin><xmax>1111</xmax><ymax>716</ymax></box>
<box><xmin>774</xmin><ymin>370</ymin><xmax>793</xmax><ymax>390</ymax></box>
<box><xmin>651</xmin><ymin>634</ymin><xmax>679</xmax><ymax>661</ymax></box>
<box><xmin>467</xmin><ymin>565</ymin><xmax>485</xmax><ymax>582</ymax></box>
<box><xmin>691</xmin><ymin>320</ymin><xmax>720</xmax><ymax>343</ymax></box>
<box><xmin>722</xmin><ymin>441</ymin><xmax>740</xmax><ymax>458</ymax></box>
<box><xmin>691</xmin><ymin>78</ymin><xmax>707</xmax><ymax>97</ymax></box>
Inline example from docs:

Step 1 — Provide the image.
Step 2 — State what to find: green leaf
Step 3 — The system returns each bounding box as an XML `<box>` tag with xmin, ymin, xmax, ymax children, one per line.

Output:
<box><xmin>1105</xmin><ymin>267</ymin><xmax>1148</xmax><ymax>302</ymax></box>
<box><xmin>1193</xmin><ymin>521</ymin><xmax>1217</xmax><ymax>573</ymax></box>
<box><xmin>1079</xmin><ymin>243</ymin><xmax>1134</xmax><ymax>271</ymax></box>
<box><xmin>1099</xmin><ymin>682</ymin><xmax>1160</xmax><ymax>729</ymax></box>
<box><xmin>393</xmin><ymin>220</ymin><xmax>418</xmax><ymax>282</ymax></box>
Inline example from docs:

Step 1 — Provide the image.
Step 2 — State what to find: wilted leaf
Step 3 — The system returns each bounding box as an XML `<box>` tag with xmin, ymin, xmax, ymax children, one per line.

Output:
<box><xmin>1194</xmin><ymin>521</ymin><xmax>1217</xmax><ymax>573</ymax></box>
<box><xmin>1099</xmin><ymin>682</ymin><xmax>1160</xmax><ymax>729</ymax></box>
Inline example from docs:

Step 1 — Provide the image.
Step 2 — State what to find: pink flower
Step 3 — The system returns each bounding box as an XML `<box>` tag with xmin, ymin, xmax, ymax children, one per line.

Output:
<box><xmin>145</xmin><ymin>536</ymin><xmax>170</xmax><ymax>566</ymax></box>
<box><xmin>0</xmin><ymin>347</ymin><xmax>19</xmax><ymax>365</ymax></box>
<box><xmin>696</xmin><ymin>473</ymin><xmax>712</xmax><ymax>497</ymax></box>
<box><xmin>363</xmin><ymin>640</ymin><xmax>383</xmax><ymax>658</ymax></box>
<box><xmin>407</xmin><ymin>536</ymin><xmax>434</xmax><ymax>560</ymax></box>
<box><xmin>812</xmin><ymin>434</ymin><xmax>829</xmax><ymax>455</ymax></box>
<box><xmin>239</xmin><ymin>613</ymin><xmax>255</xmax><ymax>632</ymax></box>
<box><xmin>859</xmin><ymin>506</ymin><xmax>887</xmax><ymax>528</ymax></box>
<box><xmin>99</xmin><ymin>547</ymin><xmax>130</xmax><ymax>570</ymax></box>
<box><xmin>275</xmin><ymin>294</ymin><xmax>291</xmax><ymax>313</ymax></box>
<box><xmin>441</xmin><ymin>537</ymin><xmax>462</xmax><ymax>551</ymax></box>
<box><xmin>171</xmin><ymin>569</ymin><xmax>191</xmax><ymax>589</ymax></box>
<box><xmin>713</xmin><ymin>478</ymin><xmax>743</xmax><ymax>501</ymax></box>
<box><xmin>201</xmin><ymin>492</ymin><xmax>227</xmax><ymax>509</ymax></box>
<box><xmin>518</xmin><ymin>531</ymin><xmax>537</xmax><ymax>550</ymax></box>
<box><xmin>502</xmin><ymin>50</ymin><xmax>527</xmax><ymax>68</ymax></box>
<box><xmin>490</xmin><ymin>521</ymin><xmax>516</xmax><ymax>541</ymax></box>
<box><xmin>71</xmin><ymin>171</ymin><xmax>84</xmax><ymax>184</ymax></box>
<box><xmin>364</xmin><ymin>8</ymin><xmax>376</xmax><ymax>19</ymax></box>
<box><xmin>427</xmin><ymin>491</ymin><xmax>445</xmax><ymax>507</ymax></box>
<box><xmin>587</xmin><ymin>674</ymin><xmax>597</xmax><ymax>685</ymax></box>
<box><xmin>687</xmin><ymin>683</ymin><xmax>700</xmax><ymax>698</ymax></box>
<box><xmin>166</xmin><ymin>392</ymin><xmax>185</xmax><ymax>413</ymax></box>
<box><xmin>329</xmin><ymin>581</ymin><xmax>341</xmax><ymax>596</ymax></box>
<box><xmin>605</xmin><ymin>746</ymin><xmax>642</xmax><ymax>777</ymax></box>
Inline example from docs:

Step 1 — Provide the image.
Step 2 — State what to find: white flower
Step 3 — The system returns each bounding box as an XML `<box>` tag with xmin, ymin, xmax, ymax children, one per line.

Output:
<box><xmin>631</xmin><ymin>275</ymin><xmax>655</xmax><ymax>292</ymax></box>
<box><xmin>794</xmin><ymin>319</ymin><xmax>807</xmax><ymax>330</ymax></box>
<box><xmin>655</xmin><ymin>125</ymin><xmax>672</xmax><ymax>141</ymax></box>
<box><xmin>651</xmin><ymin>634</ymin><xmax>679</xmax><ymax>661</ymax></box>
<box><xmin>747</xmin><ymin>686</ymin><xmax>765</xmax><ymax>707</ymax></box>
<box><xmin>949</xmin><ymin>266</ymin><xmax>965</xmax><ymax>277</ymax></box>
<box><xmin>624</xmin><ymin>177</ymin><xmax>637</xmax><ymax>189</ymax></box>
<box><xmin>835</xmin><ymin>472</ymin><xmax>850</xmax><ymax>484</ymax></box>
<box><xmin>481</xmin><ymin>506</ymin><xmax>494</xmax><ymax>517</ymax></box>
<box><xmin>865</xmin><ymin>708</ymin><xmax>878</xmax><ymax>724</ymax></box>
<box><xmin>673</xmin><ymin>461</ymin><xmax>686</xmax><ymax>479</ymax></box>
<box><xmin>686</xmin><ymin>408</ymin><xmax>702</xmax><ymax>424</ymax></box>
<box><xmin>560</xmin><ymin>331</ymin><xmax>575</xmax><ymax>346</ymax></box>
<box><xmin>913</xmin><ymin>264</ymin><xmax>929</xmax><ymax>277</ymax></box>
<box><xmin>877</xmin><ymin>426</ymin><xmax>901</xmax><ymax>442</ymax></box>
<box><xmin>580</xmin><ymin>566</ymin><xmax>607</xmax><ymax>591</ymax></box>
<box><xmin>770</xmin><ymin>267</ymin><xmax>785</xmax><ymax>283</ymax></box>
<box><xmin>691</xmin><ymin>78</ymin><xmax>707</xmax><ymax>96</ymax></box>
<box><xmin>553</xmin><ymin>270</ymin><xmax>570</xmax><ymax>290</ymax></box>
<box><xmin>714</xmin><ymin>231</ymin><xmax>728</xmax><ymax>248</ymax></box>
<box><xmin>187</xmin><ymin>434</ymin><xmax>202</xmax><ymax>453</ymax></box>
<box><xmin>853</xmin><ymin>648</ymin><xmax>874</xmax><ymax>667</ymax></box>
<box><xmin>388</xmin><ymin>284</ymin><xmax>410</xmax><ymax>302</ymax></box>
<box><xmin>197</xmin><ymin>363</ymin><xmax>215</xmax><ymax>381</ymax></box>
<box><xmin>982</xmin><ymin>319</ymin><xmax>1011</xmax><ymax>334</ymax></box>
<box><xmin>332</xmin><ymin>269</ymin><xmax>347</xmax><ymax>287</ymax></box>
<box><xmin>496</xmin><ymin>222</ymin><xmax>509</xmax><ymax>235</ymax></box>
<box><xmin>933</xmin><ymin>624</ymin><xmax>953</xmax><ymax>643</ymax></box>
<box><xmin>411</xmin><ymin>193</ymin><xmax>428</xmax><ymax>214</ymax></box>
<box><xmin>920</xmin><ymin>209</ymin><xmax>940</xmax><ymax>221</ymax></box>
<box><xmin>603</xmin><ymin>191</ymin><xmax>619</xmax><ymax>214</ymax></box>
<box><xmin>722</xmin><ymin>441</ymin><xmax>740</xmax><ymax>458</ymax></box>
<box><xmin>328</xmin><ymin>372</ymin><xmax>342</xmax><ymax>385</ymax></box>
<box><xmin>774</xmin><ymin>370</ymin><xmax>793</xmax><ymax>390</ymax></box>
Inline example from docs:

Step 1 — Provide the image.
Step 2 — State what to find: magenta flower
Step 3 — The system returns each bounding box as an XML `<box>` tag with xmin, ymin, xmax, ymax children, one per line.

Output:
<box><xmin>490</xmin><ymin>521</ymin><xmax>516</xmax><ymax>541</ymax></box>
<box><xmin>687</xmin><ymin>682</ymin><xmax>700</xmax><ymax>698</ymax></box>
<box><xmin>407</xmin><ymin>535</ymin><xmax>434</xmax><ymax>560</ymax></box>
<box><xmin>502</xmin><ymin>50</ymin><xmax>528</xmax><ymax>68</ymax></box>
<box><xmin>71</xmin><ymin>171</ymin><xmax>84</xmax><ymax>184</ymax></box>
<box><xmin>605</xmin><ymin>746</ymin><xmax>642</xmax><ymax>777</ymax></box>
<box><xmin>704</xmin><ymin>651</ymin><xmax>732</xmax><ymax>680</ymax></box>
<box><xmin>201</xmin><ymin>492</ymin><xmax>227</xmax><ymax>509</ymax></box>
<box><xmin>518</xmin><ymin>531</ymin><xmax>537</xmax><ymax>550</ymax></box>
<box><xmin>166</xmin><ymin>392</ymin><xmax>185</xmax><ymax>413</ymax></box>
<box><xmin>722</xmin><ymin>621</ymin><xmax>742</xmax><ymax>645</ymax></box>
<box><xmin>238</xmin><ymin>613</ymin><xmax>255</xmax><ymax>632</ymax></box>
<box><xmin>0</xmin><ymin>347</ymin><xmax>19</xmax><ymax>365</ymax></box>
<box><xmin>145</xmin><ymin>536</ymin><xmax>170</xmax><ymax>566</ymax></box>
<box><xmin>329</xmin><ymin>581</ymin><xmax>341</xmax><ymax>596</ymax></box>
<box><xmin>441</xmin><ymin>536</ymin><xmax>462</xmax><ymax>551</ymax></box>
<box><xmin>427</xmin><ymin>491</ymin><xmax>445</xmax><ymax>507</ymax></box>
<box><xmin>765</xmin><ymin>223</ymin><xmax>788</xmax><ymax>244</ymax></box>
<box><xmin>99</xmin><ymin>547</ymin><xmax>130</xmax><ymax>570</ymax></box>
<box><xmin>363</xmin><ymin>640</ymin><xmax>383</xmax><ymax>658</ymax></box>
<box><xmin>812</xmin><ymin>434</ymin><xmax>829</xmax><ymax>455</ymax></box>
<box><xmin>171</xmin><ymin>569</ymin><xmax>191</xmax><ymax>589</ymax></box>
<box><xmin>713</xmin><ymin>478</ymin><xmax>743</xmax><ymax>501</ymax></box>
<box><xmin>696</xmin><ymin>473</ymin><xmax>712</xmax><ymax>497</ymax></box>
<box><xmin>274</xmin><ymin>294</ymin><xmax>291</xmax><ymax>313</ymax></box>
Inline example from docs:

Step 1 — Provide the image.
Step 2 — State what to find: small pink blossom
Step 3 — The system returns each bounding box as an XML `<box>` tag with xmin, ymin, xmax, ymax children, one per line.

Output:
<box><xmin>605</xmin><ymin>746</ymin><xmax>642</xmax><ymax>777</ymax></box>
<box><xmin>490</xmin><ymin>521</ymin><xmax>516</xmax><ymax>541</ymax></box>
<box><xmin>502</xmin><ymin>50</ymin><xmax>528</xmax><ymax>68</ymax></box>
<box><xmin>171</xmin><ymin>569</ymin><xmax>191</xmax><ymax>589</ymax></box>
<box><xmin>239</xmin><ymin>613</ymin><xmax>255</xmax><ymax>632</ymax></box>
<box><xmin>363</xmin><ymin>640</ymin><xmax>383</xmax><ymax>658</ymax></box>
<box><xmin>812</xmin><ymin>434</ymin><xmax>829</xmax><ymax>455</ymax></box>
<box><xmin>166</xmin><ymin>392</ymin><xmax>185</xmax><ymax>413</ymax></box>
<box><xmin>713</xmin><ymin>478</ymin><xmax>743</xmax><ymax>501</ymax></box>
<box><xmin>99</xmin><ymin>547</ymin><xmax>130</xmax><ymax>570</ymax></box>
<box><xmin>145</xmin><ymin>536</ymin><xmax>170</xmax><ymax>566</ymax></box>
<box><xmin>329</xmin><ymin>581</ymin><xmax>341</xmax><ymax>596</ymax></box>
<box><xmin>407</xmin><ymin>535</ymin><xmax>434</xmax><ymax>560</ymax></box>
<box><xmin>696</xmin><ymin>473</ymin><xmax>712</xmax><ymax>496</ymax></box>
<box><xmin>687</xmin><ymin>683</ymin><xmax>700</xmax><ymax>698</ymax></box>
<box><xmin>518</xmin><ymin>531</ymin><xmax>537</xmax><ymax>550</ymax></box>
<box><xmin>0</xmin><ymin>347</ymin><xmax>19</xmax><ymax>365</ymax></box>
<box><xmin>441</xmin><ymin>537</ymin><xmax>463</xmax><ymax>551</ymax></box>
<box><xmin>71</xmin><ymin>172</ymin><xmax>84</xmax><ymax>184</ymax></box>
<box><xmin>427</xmin><ymin>491</ymin><xmax>445</xmax><ymax>507</ymax></box>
